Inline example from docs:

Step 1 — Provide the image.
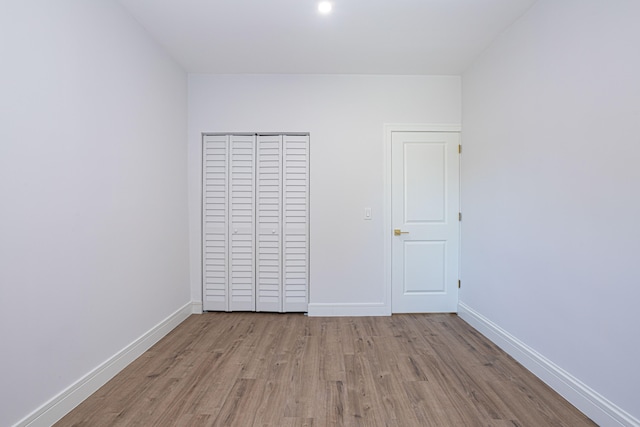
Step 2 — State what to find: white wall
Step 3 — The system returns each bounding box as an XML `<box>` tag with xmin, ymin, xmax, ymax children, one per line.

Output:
<box><xmin>461</xmin><ymin>0</ymin><xmax>640</xmax><ymax>424</ymax></box>
<box><xmin>0</xmin><ymin>2</ymin><xmax>189</xmax><ymax>426</ymax></box>
<box><xmin>188</xmin><ymin>74</ymin><xmax>461</xmax><ymax>314</ymax></box>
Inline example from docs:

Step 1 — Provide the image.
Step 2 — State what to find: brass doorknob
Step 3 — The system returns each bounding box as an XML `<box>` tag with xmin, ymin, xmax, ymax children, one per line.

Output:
<box><xmin>394</xmin><ymin>229</ymin><xmax>409</xmax><ymax>236</ymax></box>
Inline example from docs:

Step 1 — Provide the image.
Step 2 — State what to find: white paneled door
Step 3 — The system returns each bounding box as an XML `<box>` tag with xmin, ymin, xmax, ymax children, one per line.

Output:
<box><xmin>203</xmin><ymin>133</ymin><xmax>309</xmax><ymax>312</ymax></box>
<box><xmin>391</xmin><ymin>131</ymin><xmax>460</xmax><ymax>313</ymax></box>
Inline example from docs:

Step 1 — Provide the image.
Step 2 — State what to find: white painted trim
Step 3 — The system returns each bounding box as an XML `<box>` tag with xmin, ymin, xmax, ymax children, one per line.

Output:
<box><xmin>14</xmin><ymin>302</ymin><xmax>194</xmax><ymax>427</ymax></box>
<box><xmin>191</xmin><ymin>301</ymin><xmax>203</xmax><ymax>314</ymax></box>
<box><xmin>307</xmin><ymin>303</ymin><xmax>390</xmax><ymax>317</ymax></box>
<box><xmin>384</xmin><ymin>123</ymin><xmax>462</xmax><ymax>133</ymax></box>
<box><xmin>383</xmin><ymin>124</ymin><xmax>462</xmax><ymax>315</ymax></box>
<box><xmin>458</xmin><ymin>302</ymin><xmax>640</xmax><ymax>427</ymax></box>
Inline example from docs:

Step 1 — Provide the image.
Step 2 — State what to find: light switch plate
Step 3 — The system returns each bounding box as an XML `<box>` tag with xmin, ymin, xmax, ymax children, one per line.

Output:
<box><xmin>364</xmin><ymin>207</ymin><xmax>372</xmax><ymax>220</ymax></box>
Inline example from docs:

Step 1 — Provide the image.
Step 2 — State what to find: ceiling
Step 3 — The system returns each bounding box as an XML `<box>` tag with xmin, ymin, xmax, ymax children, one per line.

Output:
<box><xmin>118</xmin><ymin>0</ymin><xmax>537</xmax><ymax>75</ymax></box>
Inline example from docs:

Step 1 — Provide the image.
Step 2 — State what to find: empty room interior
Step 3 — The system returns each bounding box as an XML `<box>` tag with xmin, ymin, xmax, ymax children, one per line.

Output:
<box><xmin>1</xmin><ymin>1</ymin><xmax>639</xmax><ymax>426</ymax></box>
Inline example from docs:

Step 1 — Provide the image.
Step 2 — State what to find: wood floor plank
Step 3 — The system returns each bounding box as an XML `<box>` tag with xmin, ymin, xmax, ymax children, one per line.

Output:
<box><xmin>212</xmin><ymin>378</ymin><xmax>261</xmax><ymax>426</ymax></box>
<box><xmin>251</xmin><ymin>380</ymin><xmax>289</xmax><ymax>426</ymax></box>
<box><xmin>318</xmin><ymin>320</ymin><xmax>347</xmax><ymax>382</ymax></box>
<box><xmin>55</xmin><ymin>313</ymin><xmax>596</xmax><ymax>427</ymax></box>
<box><xmin>323</xmin><ymin>380</ymin><xmax>346</xmax><ymax>426</ymax></box>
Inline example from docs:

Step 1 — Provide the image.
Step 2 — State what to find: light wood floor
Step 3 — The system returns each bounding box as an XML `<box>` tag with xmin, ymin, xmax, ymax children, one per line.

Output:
<box><xmin>56</xmin><ymin>313</ymin><xmax>595</xmax><ymax>426</ymax></box>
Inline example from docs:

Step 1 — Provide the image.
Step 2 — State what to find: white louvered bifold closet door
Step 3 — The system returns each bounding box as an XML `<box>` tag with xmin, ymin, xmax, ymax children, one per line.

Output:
<box><xmin>282</xmin><ymin>135</ymin><xmax>309</xmax><ymax>312</ymax></box>
<box><xmin>204</xmin><ymin>133</ymin><xmax>308</xmax><ymax>313</ymax></box>
<box><xmin>202</xmin><ymin>134</ymin><xmax>256</xmax><ymax>311</ymax></box>
<box><xmin>256</xmin><ymin>134</ymin><xmax>309</xmax><ymax>312</ymax></box>
<box><xmin>256</xmin><ymin>135</ymin><xmax>283</xmax><ymax>312</ymax></box>
<box><xmin>202</xmin><ymin>135</ymin><xmax>229</xmax><ymax>311</ymax></box>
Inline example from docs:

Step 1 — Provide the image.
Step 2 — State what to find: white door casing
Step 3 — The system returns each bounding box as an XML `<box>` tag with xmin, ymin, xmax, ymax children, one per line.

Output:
<box><xmin>388</xmin><ymin>128</ymin><xmax>460</xmax><ymax>313</ymax></box>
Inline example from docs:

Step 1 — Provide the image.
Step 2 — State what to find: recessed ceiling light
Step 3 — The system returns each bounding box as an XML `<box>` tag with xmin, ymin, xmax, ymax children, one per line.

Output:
<box><xmin>318</xmin><ymin>1</ymin><xmax>332</xmax><ymax>14</ymax></box>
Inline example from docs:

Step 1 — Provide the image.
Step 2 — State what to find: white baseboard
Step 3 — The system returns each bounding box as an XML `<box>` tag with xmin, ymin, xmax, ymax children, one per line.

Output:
<box><xmin>191</xmin><ymin>301</ymin><xmax>203</xmax><ymax>314</ymax></box>
<box><xmin>307</xmin><ymin>302</ymin><xmax>390</xmax><ymax>317</ymax></box>
<box><xmin>458</xmin><ymin>302</ymin><xmax>640</xmax><ymax>427</ymax></box>
<box><xmin>15</xmin><ymin>301</ymin><xmax>194</xmax><ymax>427</ymax></box>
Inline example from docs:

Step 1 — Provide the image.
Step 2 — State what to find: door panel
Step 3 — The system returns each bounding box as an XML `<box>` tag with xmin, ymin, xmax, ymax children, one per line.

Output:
<box><xmin>404</xmin><ymin>142</ymin><xmax>446</xmax><ymax>223</ymax></box>
<box><xmin>202</xmin><ymin>135</ymin><xmax>229</xmax><ymax>311</ymax></box>
<box><xmin>256</xmin><ymin>135</ymin><xmax>283</xmax><ymax>312</ymax></box>
<box><xmin>392</xmin><ymin>131</ymin><xmax>459</xmax><ymax>313</ymax></box>
<box><xmin>229</xmin><ymin>135</ymin><xmax>256</xmax><ymax>311</ymax></box>
<box><xmin>404</xmin><ymin>241</ymin><xmax>446</xmax><ymax>293</ymax></box>
<box><xmin>282</xmin><ymin>134</ymin><xmax>309</xmax><ymax>312</ymax></box>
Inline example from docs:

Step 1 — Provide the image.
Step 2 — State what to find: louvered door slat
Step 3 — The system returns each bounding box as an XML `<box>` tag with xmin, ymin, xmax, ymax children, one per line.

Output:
<box><xmin>256</xmin><ymin>135</ymin><xmax>283</xmax><ymax>312</ymax></box>
<box><xmin>202</xmin><ymin>135</ymin><xmax>229</xmax><ymax>311</ymax></box>
<box><xmin>283</xmin><ymin>135</ymin><xmax>309</xmax><ymax>312</ymax></box>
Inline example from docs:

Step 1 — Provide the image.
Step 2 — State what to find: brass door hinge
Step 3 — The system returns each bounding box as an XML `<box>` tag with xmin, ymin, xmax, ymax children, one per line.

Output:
<box><xmin>458</xmin><ymin>144</ymin><xmax>462</xmax><ymax>154</ymax></box>
<box><xmin>458</xmin><ymin>212</ymin><xmax>462</xmax><ymax>221</ymax></box>
<box><xmin>458</xmin><ymin>279</ymin><xmax>461</xmax><ymax>289</ymax></box>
